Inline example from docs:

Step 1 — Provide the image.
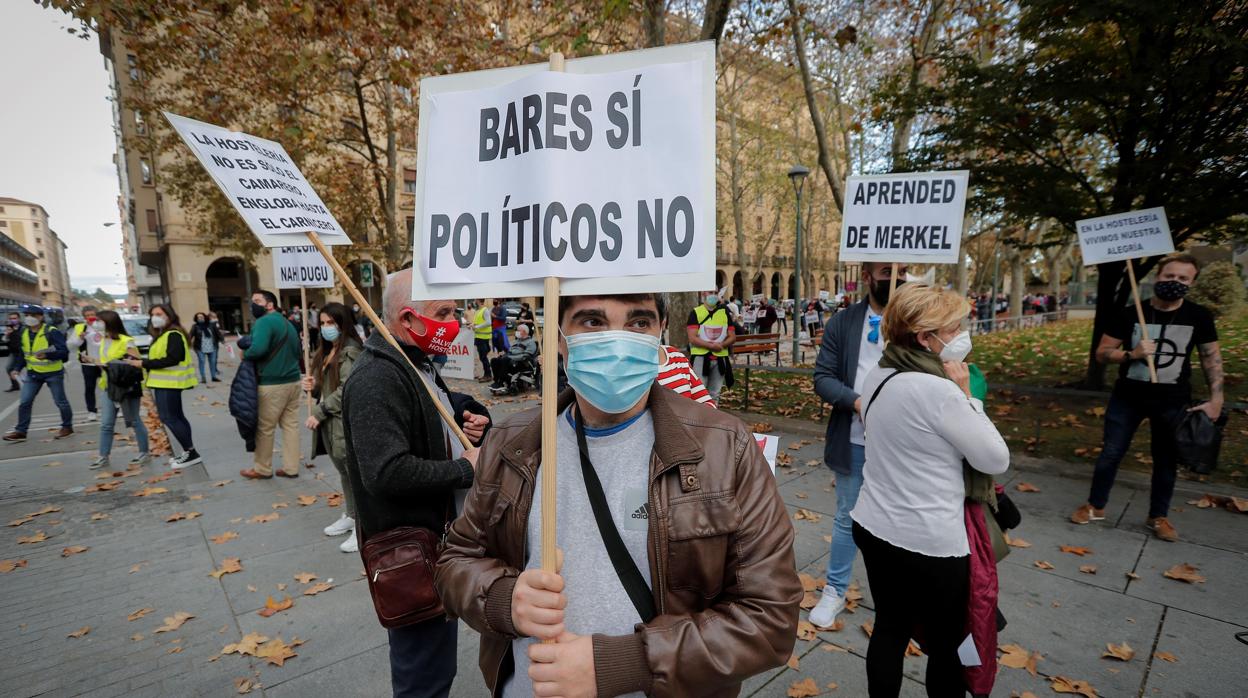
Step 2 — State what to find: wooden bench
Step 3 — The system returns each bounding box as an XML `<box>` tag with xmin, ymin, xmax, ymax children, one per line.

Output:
<box><xmin>731</xmin><ymin>333</ymin><xmax>782</xmax><ymax>366</ymax></box>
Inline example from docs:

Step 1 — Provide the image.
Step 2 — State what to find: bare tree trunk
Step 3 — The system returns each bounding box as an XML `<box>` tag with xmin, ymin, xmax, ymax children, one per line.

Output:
<box><xmin>700</xmin><ymin>0</ymin><xmax>734</xmax><ymax>44</ymax></box>
<box><xmin>643</xmin><ymin>0</ymin><xmax>666</xmax><ymax>47</ymax></box>
<box><xmin>1009</xmin><ymin>251</ymin><xmax>1025</xmax><ymax>320</ymax></box>
<box><xmin>785</xmin><ymin>0</ymin><xmax>844</xmax><ymax>212</ymax></box>
<box><xmin>729</xmin><ymin>107</ymin><xmax>749</xmax><ymax>282</ymax></box>
<box><xmin>383</xmin><ymin>81</ymin><xmax>401</xmax><ymax>266</ymax></box>
<box><xmin>891</xmin><ymin>0</ymin><xmax>946</xmax><ymax>164</ymax></box>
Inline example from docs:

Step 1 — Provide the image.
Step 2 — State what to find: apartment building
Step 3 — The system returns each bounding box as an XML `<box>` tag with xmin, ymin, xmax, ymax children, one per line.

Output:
<box><xmin>0</xmin><ymin>198</ymin><xmax>74</xmax><ymax>308</ymax></box>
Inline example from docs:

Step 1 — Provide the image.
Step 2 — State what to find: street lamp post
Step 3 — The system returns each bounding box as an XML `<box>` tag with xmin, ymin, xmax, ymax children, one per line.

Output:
<box><xmin>788</xmin><ymin>164</ymin><xmax>810</xmax><ymax>365</ymax></box>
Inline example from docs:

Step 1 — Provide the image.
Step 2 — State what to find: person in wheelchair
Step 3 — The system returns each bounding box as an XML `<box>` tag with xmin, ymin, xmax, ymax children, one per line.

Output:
<box><xmin>489</xmin><ymin>323</ymin><xmax>540</xmax><ymax>395</ymax></box>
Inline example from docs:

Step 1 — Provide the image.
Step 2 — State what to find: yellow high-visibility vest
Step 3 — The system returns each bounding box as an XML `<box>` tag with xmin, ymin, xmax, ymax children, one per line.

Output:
<box><xmin>145</xmin><ymin>330</ymin><xmax>197</xmax><ymax>390</ymax></box>
<box><xmin>473</xmin><ymin>307</ymin><xmax>492</xmax><ymax>340</ymax></box>
<box><xmin>21</xmin><ymin>326</ymin><xmax>63</xmax><ymax>374</ymax></box>
<box><xmin>96</xmin><ymin>335</ymin><xmax>133</xmax><ymax>390</ymax></box>
<box><xmin>690</xmin><ymin>305</ymin><xmax>731</xmax><ymax>357</ymax></box>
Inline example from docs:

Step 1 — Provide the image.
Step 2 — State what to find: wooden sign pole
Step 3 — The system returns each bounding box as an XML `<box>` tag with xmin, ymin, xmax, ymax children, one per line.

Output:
<box><xmin>888</xmin><ymin>262</ymin><xmax>900</xmax><ymax>299</ymax></box>
<box><xmin>1124</xmin><ymin>259</ymin><xmax>1159</xmax><ymax>383</ymax></box>
<box><xmin>300</xmin><ymin>285</ymin><xmax>313</xmax><ymax>418</ymax></box>
<box><xmin>304</xmin><ymin>231</ymin><xmax>472</xmax><ymax>447</ymax></box>
<box><xmin>540</xmin><ymin>52</ymin><xmax>565</xmax><ymax>577</ymax></box>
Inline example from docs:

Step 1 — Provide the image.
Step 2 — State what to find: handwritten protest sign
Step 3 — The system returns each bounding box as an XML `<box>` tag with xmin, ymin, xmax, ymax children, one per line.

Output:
<box><xmin>839</xmin><ymin>170</ymin><xmax>969</xmax><ymax>264</ymax></box>
<box><xmin>163</xmin><ymin>113</ymin><xmax>351</xmax><ymax>247</ymax></box>
<box><xmin>272</xmin><ymin>245</ymin><xmax>334</xmax><ymax>289</ymax></box>
<box><xmin>411</xmin><ymin>42</ymin><xmax>715</xmax><ymax>300</ymax></box>
<box><xmin>1076</xmin><ymin>208</ymin><xmax>1173</xmax><ymax>265</ymax></box>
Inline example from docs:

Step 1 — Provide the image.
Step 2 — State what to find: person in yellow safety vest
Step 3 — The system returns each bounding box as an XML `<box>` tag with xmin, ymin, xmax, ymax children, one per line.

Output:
<box><xmin>125</xmin><ymin>304</ymin><xmax>201</xmax><ymax>470</ymax></box>
<box><xmin>87</xmin><ymin>310</ymin><xmax>151</xmax><ymax>470</ymax></box>
<box><xmin>685</xmin><ymin>291</ymin><xmax>736</xmax><ymax>402</ymax></box>
<box><xmin>472</xmin><ymin>300</ymin><xmax>493</xmax><ymax>383</ymax></box>
<box><xmin>3</xmin><ymin>304</ymin><xmax>74</xmax><ymax>442</ymax></box>
<box><xmin>69</xmin><ymin>305</ymin><xmax>105</xmax><ymax>423</ymax></box>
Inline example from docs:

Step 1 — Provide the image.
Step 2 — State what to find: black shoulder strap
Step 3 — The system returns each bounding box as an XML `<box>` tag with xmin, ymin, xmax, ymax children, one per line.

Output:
<box><xmin>572</xmin><ymin>407</ymin><xmax>658</xmax><ymax>623</ymax></box>
<box><xmin>863</xmin><ymin>369</ymin><xmax>903</xmax><ymax>423</ymax></box>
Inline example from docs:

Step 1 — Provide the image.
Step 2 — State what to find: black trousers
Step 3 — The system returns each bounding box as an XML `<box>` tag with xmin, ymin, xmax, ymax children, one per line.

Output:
<box><xmin>854</xmin><ymin>522</ymin><xmax>968</xmax><ymax>698</ymax></box>
<box><xmin>82</xmin><ymin>364</ymin><xmax>102</xmax><ymax>413</ymax></box>
<box><xmin>388</xmin><ymin>616</ymin><xmax>458</xmax><ymax>698</ymax></box>
<box><xmin>474</xmin><ymin>338</ymin><xmax>492</xmax><ymax>378</ymax></box>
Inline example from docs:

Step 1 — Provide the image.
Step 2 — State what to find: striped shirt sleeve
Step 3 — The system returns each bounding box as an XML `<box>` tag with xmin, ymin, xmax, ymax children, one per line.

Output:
<box><xmin>658</xmin><ymin>346</ymin><xmax>716</xmax><ymax>408</ymax></box>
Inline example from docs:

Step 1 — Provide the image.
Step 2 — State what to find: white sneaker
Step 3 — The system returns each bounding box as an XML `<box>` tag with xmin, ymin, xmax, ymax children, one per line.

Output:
<box><xmin>129</xmin><ymin>452</ymin><xmax>151</xmax><ymax>467</ymax></box>
<box><xmin>85</xmin><ymin>412</ymin><xmax>99</xmax><ymax>423</ymax></box>
<box><xmin>88</xmin><ymin>455</ymin><xmax>110</xmax><ymax>470</ymax></box>
<box><xmin>323</xmin><ymin>514</ymin><xmax>354</xmax><ymax>537</ymax></box>
<box><xmin>809</xmin><ymin>586</ymin><xmax>845</xmax><ymax>628</ymax></box>
<box><xmin>339</xmin><ymin>531</ymin><xmax>358</xmax><ymax>553</ymax></box>
<box><xmin>169</xmin><ymin>449</ymin><xmax>202</xmax><ymax>470</ymax></box>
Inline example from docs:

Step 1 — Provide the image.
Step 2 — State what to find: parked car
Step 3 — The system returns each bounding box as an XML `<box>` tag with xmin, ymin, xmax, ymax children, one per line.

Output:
<box><xmin>120</xmin><ymin>315</ymin><xmax>153</xmax><ymax>356</ymax></box>
<box><xmin>500</xmin><ymin>300</ymin><xmax>522</xmax><ymax>329</ymax></box>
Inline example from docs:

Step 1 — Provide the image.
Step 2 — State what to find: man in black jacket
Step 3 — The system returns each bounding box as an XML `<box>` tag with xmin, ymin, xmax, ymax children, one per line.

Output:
<box><xmin>342</xmin><ymin>268</ymin><xmax>490</xmax><ymax>698</ymax></box>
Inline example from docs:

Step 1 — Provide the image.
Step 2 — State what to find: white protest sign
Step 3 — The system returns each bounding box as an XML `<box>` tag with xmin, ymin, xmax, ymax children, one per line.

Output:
<box><xmin>743</xmin><ymin>309</ymin><xmax>757</xmax><ymax>324</ymax></box>
<box><xmin>411</xmin><ymin>42</ymin><xmax>715</xmax><ymax>300</ymax></box>
<box><xmin>1075</xmin><ymin>207</ymin><xmax>1174</xmax><ymax>265</ymax></box>
<box><xmin>753</xmin><ymin>434</ymin><xmax>779</xmax><ymax>475</ymax></box>
<box><xmin>163</xmin><ymin>113</ymin><xmax>351</xmax><ymax>247</ymax></box>
<box><xmin>272</xmin><ymin>245</ymin><xmax>334</xmax><ymax>289</ymax></box>
<box><xmin>437</xmin><ymin>327</ymin><xmax>476</xmax><ymax>380</ymax></box>
<box><xmin>839</xmin><ymin>170</ymin><xmax>969</xmax><ymax>264</ymax></box>
<box><xmin>818</xmin><ymin>290</ymin><xmax>829</xmax><ymax>301</ymax></box>
<box><xmin>804</xmin><ymin>310</ymin><xmax>819</xmax><ymax>326</ymax></box>
<box><xmin>751</xmin><ymin>293</ymin><xmax>764</xmax><ymax>302</ymax></box>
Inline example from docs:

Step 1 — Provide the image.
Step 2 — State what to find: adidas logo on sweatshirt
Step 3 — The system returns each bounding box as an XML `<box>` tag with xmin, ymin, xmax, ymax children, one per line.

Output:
<box><xmin>631</xmin><ymin>503</ymin><xmax>649</xmax><ymax>520</ymax></box>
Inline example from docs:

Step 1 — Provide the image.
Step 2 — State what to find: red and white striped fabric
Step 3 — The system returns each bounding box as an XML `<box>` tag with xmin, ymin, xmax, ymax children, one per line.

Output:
<box><xmin>658</xmin><ymin>346</ymin><xmax>716</xmax><ymax>408</ymax></box>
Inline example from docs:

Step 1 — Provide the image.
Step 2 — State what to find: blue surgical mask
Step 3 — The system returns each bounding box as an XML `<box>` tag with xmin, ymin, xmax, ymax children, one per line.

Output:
<box><xmin>320</xmin><ymin>325</ymin><xmax>340</xmax><ymax>343</ymax></box>
<box><xmin>564</xmin><ymin>330</ymin><xmax>660</xmax><ymax>414</ymax></box>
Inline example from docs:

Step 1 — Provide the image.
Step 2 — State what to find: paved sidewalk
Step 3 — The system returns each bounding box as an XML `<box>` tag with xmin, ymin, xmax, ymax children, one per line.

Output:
<box><xmin>1</xmin><ymin>362</ymin><xmax>1245</xmax><ymax>697</ymax></box>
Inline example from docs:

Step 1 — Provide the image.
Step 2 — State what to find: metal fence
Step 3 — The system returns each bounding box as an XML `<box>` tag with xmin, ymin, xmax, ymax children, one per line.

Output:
<box><xmin>969</xmin><ymin>310</ymin><xmax>1069</xmax><ymax>336</ymax></box>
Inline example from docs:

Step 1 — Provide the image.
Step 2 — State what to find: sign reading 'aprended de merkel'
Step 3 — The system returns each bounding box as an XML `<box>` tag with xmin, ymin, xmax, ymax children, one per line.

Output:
<box><xmin>163</xmin><ymin>113</ymin><xmax>351</xmax><ymax>248</ymax></box>
<box><xmin>411</xmin><ymin>42</ymin><xmax>716</xmax><ymax>300</ymax></box>
<box><xmin>1075</xmin><ymin>207</ymin><xmax>1174</xmax><ymax>266</ymax></box>
<box><xmin>839</xmin><ymin>170</ymin><xmax>969</xmax><ymax>265</ymax></box>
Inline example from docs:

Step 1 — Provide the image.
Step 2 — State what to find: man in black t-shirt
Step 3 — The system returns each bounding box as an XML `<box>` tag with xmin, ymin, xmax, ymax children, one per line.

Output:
<box><xmin>1071</xmin><ymin>254</ymin><xmax>1224</xmax><ymax>542</ymax></box>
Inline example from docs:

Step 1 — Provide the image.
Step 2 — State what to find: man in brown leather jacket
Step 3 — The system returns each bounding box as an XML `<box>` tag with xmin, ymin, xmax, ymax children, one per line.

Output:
<box><xmin>437</xmin><ymin>293</ymin><xmax>801</xmax><ymax>697</ymax></box>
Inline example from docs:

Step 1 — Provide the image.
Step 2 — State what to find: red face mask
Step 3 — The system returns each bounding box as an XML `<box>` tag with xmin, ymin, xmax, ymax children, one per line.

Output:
<box><xmin>401</xmin><ymin>310</ymin><xmax>460</xmax><ymax>355</ymax></box>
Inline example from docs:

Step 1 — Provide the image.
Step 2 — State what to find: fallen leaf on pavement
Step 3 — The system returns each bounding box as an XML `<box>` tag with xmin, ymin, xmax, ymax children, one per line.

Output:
<box><xmin>257</xmin><ymin>595</ymin><xmax>294</xmax><ymax>618</ymax></box>
<box><xmin>905</xmin><ymin>640</ymin><xmax>922</xmax><ymax>657</ymax></box>
<box><xmin>1079</xmin><ymin>565</ymin><xmax>1098</xmax><ymax>575</ymax></box>
<box><xmin>1015</xmin><ymin>482</ymin><xmax>1041</xmax><ymax>493</ymax></box>
<box><xmin>129</xmin><ymin>561</ymin><xmax>147</xmax><ymax>574</ymax></box>
<box><xmin>787</xmin><ymin>678</ymin><xmax>820</xmax><ymax>698</ymax></box>
<box><xmin>17</xmin><ymin>531</ymin><xmax>48</xmax><ymax>544</ymax></box>
<box><xmin>1102</xmin><ymin>642</ymin><xmax>1134</xmax><ymax>661</ymax></box>
<box><xmin>1004</xmin><ymin>533</ymin><xmax>1032</xmax><ymax>548</ymax></box>
<box><xmin>154</xmin><ymin>611</ymin><xmax>195</xmax><ymax>633</ymax></box>
<box><xmin>1231</xmin><ymin>497</ymin><xmax>1248</xmax><ymax>513</ymax></box>
<box><xmin>189</xmin><ymin>494</ymin><xmax>204</xmax><ymax>501</ymax></box>
<box><xmin>90</xmin><ymin>513</ymin><xmax>109</xmax><ymax>521</ymax></box>
<box><xmin>787</xmin><ymin>653</ymin><xmax>799</xmax><ymax>670</ymax></box>
<box><xmin>1059</xmin><ymin>545</ymin><xmax>1092</xmax><ymax>556</ymax></box>
<box><xmin>42</xmin><ymin>461</ymin><xmax>63</xmax><ymax>468</ymax></box>
<box><xmin>796</xmin><ymin>620</ymin><xmax>818</xmax><ymax>641</ymax></box>
<box><xmin>211</xmin><ymin>479</ymin><xmax>233</xmax><ymax>487</ymax></box>
<box><xmin>822</xmin><ymin>535</ymin><xmax>833</xmax><ymax>543</ymax></box>
<box><xmin>247</xmin><ymin>585</ymin><xmax>257</xmax><ymax>592</ymax></box>
<box><xmin>752</xmin><ymin>422</ymin><xmax>773</xmax><ymax>433</ymax></box>
<box><xmin>861</xmin><ymin>621</ymin><xmax>874</xmax><ymax>637</ymax></box>
<box><xmin>325</xmin><ymin>493</ymin><xmax>342</xmax><ymax>507</ymax></box>
<box><xmin>999</xmin><ymin>644</ymin><xmax>1030</xmax><ymax>669</ymax></box>
<box><xmin>8</xmin><ymin>516</ymin><xmax>34</xmax><ymax>527</ymax></box>
<box><xmin>234</xmin><ymin>677</ymin><xmax>257</xmax><ymax>694</ymax></box>
<box><xmin>798</xmin><ymin>573</ymin><xmax>824</xmax><ymax>592</ymax></box>
<box><xmin>127</xmin><ymin>607</ymin><xmax>154</xmax><ymax>621</ymax></box>
<box><xmin>248</xmin><ymin>513</ymin><xmax>279</xmax><ymax>524</ymax></box>
<box><xmin>167</xmin><ymin>646</ymin><xmax>183</xmax><ymax>654</ymax></box>
<box><xmin>211</xmin><ymin>531</ymin><xmax>239</xmax><ymax>544</ymax></box>
<box><xmin>0</xmin><ymin>559</ymin><xmax>28</xmax><ymax>573</ymax></box>
<box><xmin>1125</xmin><ymin>572</ymin><xmax>1140</xmax><ymax>580</ymax></box>
<box><xmin>296</xmin><ymin>495</ymin><xmax>318</xmax><ymax>506</ymax></box>
<box><xmin>1034</xmin><ymin>560</ymin><xmax>1055</xmax><ymax>570</ymax></box>
<box><xmin>222</xmin><ymin>632</ymin><xmax>269</xmax><ymax>656</ymax></box>
<box><xmin>1153</xmin><ymin>651</ymin><xmax>1177</xmax><ymax>663</ymax></box>
<box><xmin>254</xmin><ymin>637</ymin><xmax>300</xmax><ymax>667</ymax></box>
<box><xmin>294</xmin><ymin>581</ymin><xmax>323</xmax><ymax>597</ymax></box>
<box><xmin>61</xmin><ymin>546</ymin><xmax>90</xmax><ymax>557</ymax></box>
<box><xmin>800</xmin><ymin>591</ymin><xmax>819</xmax><ymax>610</ymax></box>
<box><xmin>276</xmin><ymin>583</ymin><xmax>287</xmax><ymax>591</ymax></box>
<box><xmin>85</xmin><ymin>480</ymin><xmax>123</xmax><ymax>493</ymax></box>
<box><xmin>1050</xmin><ymin>675</ymin><xmax>1098</xmax><ymax>697</ymax></box>
<box><xmin>134</xmin><ymin>487</ymin><xmax>168</xmax><ymax>497</ymax></box>
<box><xmin>271</xmin><ymin>503</ymin><xmax>288</xmax><ymax>510</ymax></box>
<box><xmin>293</xmin><ymin>572</ymin><xmax>317</xmax><ymax>584</ymax></box>
<box><xmin>131</xmin><ymin>633</ymin><xmax>143</xmax><ymax>642</ymax></box>
<box><xmin>795</xmin><ymin>492</ymin><xmax>808</xmax><ymax>499</ymax></box>
<box><xmin>821</xmin><ymin>644</ymin><xmax>847</xmax><ymax>653</ymax></box>
<box><xmin>210</xmin><ymin>558</ymin><xmax>243</xmax><ymax>579</ymax></box>
<box><xmin>67</xmin><ymin>626</ymin><xmax>90</xmax><ymax>638</ymax></box>
<box><xmin>166</xmin><ymin>512</ymin><xmax>186</xmax><ymax>522</ymax></box>
<box><xmin>1163</xmin><ymin>563</ymin><xmax>1205</xmax><ymax>584</ymax></box>
<box><xmin>794</xmin><ymin>509</ymin><xmax>822</xmax><ymax>523</ymax></box>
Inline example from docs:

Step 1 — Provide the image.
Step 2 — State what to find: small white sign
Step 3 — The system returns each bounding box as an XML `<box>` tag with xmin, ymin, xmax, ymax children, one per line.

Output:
<box><xmin>743</xmin><ymin>310</ymin><xmax>757</xmax><ymax>324</ymax></box>
<box><xmin>839</xmin><ymin>170</ymin><xmax>969</xmax><ymax>264</ymax></box>
<box><xmin>750</xmin><ymin>293</ymin><xmax>764</xmax><ymax>302</ymax></box>
<box><xmin>1076</xmin><ymin>207</ymin><xmax>1174</xmax><ymax>265</ymax></box>
<box><xmin>804</xmin><ymin>311</ymin><xmax>819</xmax><ymax>326</ymax></box>
<box><xmin>437</xmin><ymin>327</ymin><xmax>476</xmax><ymax>380</ymax></box>
<box><xmin>163</xmin><ymin>112</ymin><xmax>351</xmax><ymax>248</ymax></box>
<box><xmin>410</xmin><ymin>42</ymin><xmax>715</xmax><ymax>301</ymax></box>
<box><xmin>818</xmin><ymin>290</ymin><xmax>829</xmax><ymax>301</ymax></box>
<box><xmin>272</xmin><ymin>245</ymin><xmax>334</xmax><ymax>289</ymax></box>
<box><xmin>753</xmin><ymin>433</ymin><xmax>779</xmax><ymax>474</ymax></box>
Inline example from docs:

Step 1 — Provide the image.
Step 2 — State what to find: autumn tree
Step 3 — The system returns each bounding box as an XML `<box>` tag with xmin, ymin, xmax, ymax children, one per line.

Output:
<box><xmin>892</xmin><ymin>0</ymin><xmax>1248</xmax><ymax>386</ymax></box>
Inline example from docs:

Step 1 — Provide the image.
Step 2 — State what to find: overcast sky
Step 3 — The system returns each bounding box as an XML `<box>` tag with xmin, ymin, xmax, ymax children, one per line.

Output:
<box><xmin>0</xmin><ymin>2</ymin><xmax>126</xmax><ymax>295</ymax></box>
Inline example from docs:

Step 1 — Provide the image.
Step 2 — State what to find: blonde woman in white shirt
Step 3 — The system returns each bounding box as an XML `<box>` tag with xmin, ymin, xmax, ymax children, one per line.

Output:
<box><xmin>851</xmin><ymin>283</ymin><xmax>1009</xmax><ymax>697</ymax></box>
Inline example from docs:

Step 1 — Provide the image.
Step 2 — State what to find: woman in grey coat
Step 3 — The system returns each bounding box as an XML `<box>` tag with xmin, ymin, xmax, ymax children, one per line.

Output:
<box><xmin>302</xmin><ymin>302</ymin><xmax>364</xmax><ymax>553</ymax></box>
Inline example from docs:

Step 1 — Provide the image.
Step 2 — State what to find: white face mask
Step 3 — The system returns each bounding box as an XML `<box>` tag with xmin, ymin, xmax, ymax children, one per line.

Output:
<box><xmin>22</xmin><ymin>315</ymin><xmax>40</xmax><ymax>327</ymax></box>
<box><xmin>935</xmin><ymin>330</ymin><xmax>972</xmax><ymax>362</ymax></box>
<box><xmin>150</xmin><ymin>315</ymin><xmax>168</xmax><ymax>329</ymax></box>
<box><xmin>90</xmin><ymin>320</ymin><xmax>104</xmax><ymax>332</ymax></box>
